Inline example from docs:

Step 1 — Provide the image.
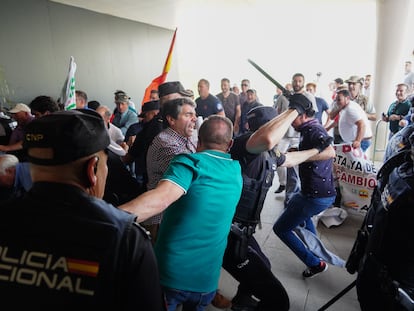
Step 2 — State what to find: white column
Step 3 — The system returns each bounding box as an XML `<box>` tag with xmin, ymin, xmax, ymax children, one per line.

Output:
<box><xmin>371</xmin><ymin>0</ymin><xmax>414</xmax><ymax>161</ymax></box>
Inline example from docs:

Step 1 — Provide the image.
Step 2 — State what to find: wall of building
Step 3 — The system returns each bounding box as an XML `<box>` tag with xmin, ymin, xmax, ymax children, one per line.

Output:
<box><xmin>0</xmin><ymin>0</ymin><xmax>177</xmax><ymax>112</ymax></box>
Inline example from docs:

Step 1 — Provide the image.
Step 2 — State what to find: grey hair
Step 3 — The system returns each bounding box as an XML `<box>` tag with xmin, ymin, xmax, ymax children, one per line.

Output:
<box><xmin>0</xmin><ymin>154</ymin><xmax>19</xmax><ymax>175</ymax></box>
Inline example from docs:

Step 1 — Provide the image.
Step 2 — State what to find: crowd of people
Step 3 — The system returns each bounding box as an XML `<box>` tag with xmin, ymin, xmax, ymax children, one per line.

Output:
<box><xmin>1</xmin><ymin>68</ymin><xmax>414</xmax><ymax>310</ymax></box>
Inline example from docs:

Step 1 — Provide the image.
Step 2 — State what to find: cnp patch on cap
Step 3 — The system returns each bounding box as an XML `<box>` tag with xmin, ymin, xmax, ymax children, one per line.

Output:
<box><xmin>24</xmin><ymin>110</ymin><xmax>110</xmax><ymax>165</ymax></box>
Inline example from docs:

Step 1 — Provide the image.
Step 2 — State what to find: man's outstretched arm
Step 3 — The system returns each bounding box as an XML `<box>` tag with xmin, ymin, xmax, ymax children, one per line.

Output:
<box><xmin>119</xmin><ymin>180</ymin><xmax>184</xmax><ymax>222</ymax></box>
<box><xmin>282</xmin><ymin>149</ymin><xmax>319</xmax><ymax>167</ymax></box>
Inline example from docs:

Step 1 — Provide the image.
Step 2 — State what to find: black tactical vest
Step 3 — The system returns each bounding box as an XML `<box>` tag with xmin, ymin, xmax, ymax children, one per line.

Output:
<box><xmin>233</xmin><ymin>149</ymin><xmax>277</xmax><ymax>228</ymax></box>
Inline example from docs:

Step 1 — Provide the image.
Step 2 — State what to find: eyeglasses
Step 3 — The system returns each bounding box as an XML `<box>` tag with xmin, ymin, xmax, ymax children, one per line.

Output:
<box><xmin>241</xmin><ymin>84</ymin><xmax>249</xmax><ymax>87</ymax></box>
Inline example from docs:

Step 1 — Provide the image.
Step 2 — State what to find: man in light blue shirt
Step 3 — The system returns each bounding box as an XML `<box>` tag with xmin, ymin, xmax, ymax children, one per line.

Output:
<box><xmin>112</xmin><ymin>93</ymin><xmax>138</xmax><ymax>135</ymax></box>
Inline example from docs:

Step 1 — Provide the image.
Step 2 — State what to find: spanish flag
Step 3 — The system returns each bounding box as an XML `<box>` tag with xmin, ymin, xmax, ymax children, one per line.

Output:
<box><xmin>141</xmin><ymin>28</ymin><xmax>177</xmax><ymax>106</ymax></box>
<box><xmin>67</xmin><ymin>258</ymin><xmax>99</xmax><ymax>277</ymax></box>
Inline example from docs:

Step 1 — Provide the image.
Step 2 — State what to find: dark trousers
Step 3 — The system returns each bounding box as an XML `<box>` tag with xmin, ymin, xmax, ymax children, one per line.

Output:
<box><xmin>222</xmin><ymin>235</ymin><xmax>289</xmax><ymax>311</ymax></box>
<box><xmin>357</xmin><ymin>256</ymin><xmax>410</xmax><ymax>311</ymax></box>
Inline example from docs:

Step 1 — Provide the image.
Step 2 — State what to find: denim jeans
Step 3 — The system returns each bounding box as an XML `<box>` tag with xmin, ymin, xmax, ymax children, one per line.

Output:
<box><xmin>273</xmin><ymin>192</ymin><xmax>335</xmax><ymax>267</ymax></box>
<box><xmin>284</xmin><ymin>165</ymin><xmax>301</xmax><ymax>208</ymax></box>
<box><xmin>360</xmin><ymin>140</ymin><xmax>371</xmax><ymax>152</ymax></box>
<box><xmin>163</xmin><ymin>287</ymin><xmax>216</xmax><ymax>311</ymax></box>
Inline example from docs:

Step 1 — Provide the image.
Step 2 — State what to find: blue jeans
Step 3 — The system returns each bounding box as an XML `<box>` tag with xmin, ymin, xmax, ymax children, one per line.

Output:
<box><xmin>273</xmin><ymin>192</ymin><xmax>335</xmax><ymax>267</ymax></box>
<box><xmin>284</xmin><ymin>165</ymin><xmax>301</xmax><ymax>208</ymax></box>
<box><xmin>163</xmin><ymin>287</ymin><xmax>216</xmax><ymax>311</ymax></box>
<box><xmin>360</xmin><ymin>140</ymin><xmax>371</xmax><ymax>152</ymax></box>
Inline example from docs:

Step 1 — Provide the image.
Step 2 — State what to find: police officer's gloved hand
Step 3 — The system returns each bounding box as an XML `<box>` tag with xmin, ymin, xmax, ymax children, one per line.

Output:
<box><xmin>288</xmin><ymin>93</ymin><xmax>312</xmax><ymax>115</ymax></box>
<box><xmin>315</xmin><ymin>135</ymin><xmax>333</xmax><ymax>153</ymax></box>
<box><xmin>288</xmin><ymin>101</ymin><xmax>307</xmax><ymax>115</ymax></box>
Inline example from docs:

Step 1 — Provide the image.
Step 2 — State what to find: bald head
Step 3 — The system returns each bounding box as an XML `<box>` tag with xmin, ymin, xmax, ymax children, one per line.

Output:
<box><xmin>96</xmin><ymin>105</ymin><xmax>112</xmax><ymax>125</ymax></box>
<box><xmin>197</xmin><ymin>115</ymin><xmax>233</xmax><ymax>152</ymax></box>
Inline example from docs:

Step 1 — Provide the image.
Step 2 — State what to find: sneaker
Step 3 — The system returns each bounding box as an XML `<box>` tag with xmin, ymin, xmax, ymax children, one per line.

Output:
<box><xmin>212</xmin><ymin>291</ymin><xmax>232</xmax><ymax>309</ymax></box>
<box><xmin>302</xmin><ymin>261</ymin><xmax>328</xmax><ymax>278</ymax></box>
<box><xmin>274</xmin><ymin>185</ymin><xmax>286</xmax><ymax>193</ymax></box>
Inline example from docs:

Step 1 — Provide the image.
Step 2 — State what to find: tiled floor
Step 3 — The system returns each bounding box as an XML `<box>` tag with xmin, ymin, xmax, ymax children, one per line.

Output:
<box><xmin>206</xmin><ymin>176</ymin><xmax>366</xmax><ymax>311</ymax></box>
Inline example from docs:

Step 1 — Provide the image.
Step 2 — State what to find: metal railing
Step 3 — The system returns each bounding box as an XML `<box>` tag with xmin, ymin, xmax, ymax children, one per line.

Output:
<box><xmin>372</xmin><ymin>119</ymin><xmax>389</xmax><ymax>162</ymax></box>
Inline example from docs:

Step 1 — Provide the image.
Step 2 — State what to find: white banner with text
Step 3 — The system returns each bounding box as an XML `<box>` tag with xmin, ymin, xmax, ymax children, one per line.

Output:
<box><xmin>333</xmin><ymin>143</ymin><xmax>377</xmax><ymax>212</ymax></box>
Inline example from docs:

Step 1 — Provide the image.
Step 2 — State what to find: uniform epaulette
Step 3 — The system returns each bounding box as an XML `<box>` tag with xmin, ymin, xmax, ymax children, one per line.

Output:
<box><xmin>133</xmin><ymin>222</ymin><xmax>151</xmax><ymax>239</ymax></box>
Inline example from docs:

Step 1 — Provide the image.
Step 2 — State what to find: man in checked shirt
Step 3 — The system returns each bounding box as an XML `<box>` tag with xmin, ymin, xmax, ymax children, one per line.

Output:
<box><xmin>143</xmin><ymin>97</ymin><xmax>198</xmax><ymax>243</ymax></box>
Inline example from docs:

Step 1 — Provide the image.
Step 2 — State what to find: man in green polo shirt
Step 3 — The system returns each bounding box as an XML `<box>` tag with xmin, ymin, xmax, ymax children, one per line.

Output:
<box><xmin>120</xmin><ymin>115</ymin><xmax>242</xmax><ymax>311</ymax></box>
<box><xmin>381</xmin><ymin>83</ymin><xmax>411</xmax><ymax>138</ymax></box>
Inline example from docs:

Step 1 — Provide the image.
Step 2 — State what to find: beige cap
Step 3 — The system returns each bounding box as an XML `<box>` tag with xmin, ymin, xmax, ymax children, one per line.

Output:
<box><xmin>345</xmin><ymin>75</ymin><xmax>364</xmax><ymax>84</ymax></box>
<box><xmin>9</xmin><ymin>103</ymin><xmax>31</xmax><ymax>114</ymax></box>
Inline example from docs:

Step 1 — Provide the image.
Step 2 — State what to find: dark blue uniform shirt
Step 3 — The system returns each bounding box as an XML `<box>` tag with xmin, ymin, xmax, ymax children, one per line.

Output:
<box><xmin>0</xmin><ymin>182</ymin><xmax>166</xmax><ymax>310</ymax></box>
<box><xmin>297</xmin><ymin>118</ymin><xmax>336</xmax><ymax>198</ymax></box>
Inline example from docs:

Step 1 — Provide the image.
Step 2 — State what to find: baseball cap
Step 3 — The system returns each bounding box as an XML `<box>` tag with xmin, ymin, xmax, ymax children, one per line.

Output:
<box><xmin>158</xmin><ymin>81</ymin><xmax>193</xmax><ymax>98</ymax></box>
<box><xmin>185</xmin><ymin>89</ymin><xmax>194</xmax><ymax>98</ymax></box>
<box><xmin>115</xmin><ymin>93</ymin><xmax>130</xmax><ymax>103</ymax></box>
<box><xmin>23</xmin><ymin>109</ymin><xmax>123</xmax><ymax>165</ymax></box>
<box><xmin>114</xmin><ymin>90</ymin><xmax>127</xmax><ymax>96</ymax></box>
<box><xmin>246</xmin><ymin>89</ymin><xmax>256</xmax><ymax>94</ymax></box>
<box><xmin>247</xmin><ymin>106</ymin><xmax>278</xmax><ymax>131</ymax></box>
<box><xmin>139</xmin><ymin>100</ymin><xmax>160</xmax><ymax>117</ymax></box>
<box><xmin>345</xmin><ymin>75</ymin><xmax>364</xmax><ymax>84</ymax></box>
<box><xmin>336</xmin><ymin>84</ymin><xmax>349</xmax><ymax>93</ymax></box>
<box><xmin>9</xmin><ymin>103</ymin><xmax>31</xmax><ymax>114</ymax></box>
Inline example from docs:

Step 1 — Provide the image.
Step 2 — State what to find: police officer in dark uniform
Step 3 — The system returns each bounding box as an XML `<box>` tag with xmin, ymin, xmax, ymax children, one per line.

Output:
<box><xmin>0</xmin><ymin>110</ymin><xmax>166</xmax><ymax>310</ymax></box>
<box><xmin>224</xmin><ymin>105</ymin><xmax>333</xmax><ymax>311</ymax></box>
<box><xmin>0</xmin><ymin>111</ymin><xmax>15</xmax><ymax>145</ymax></box>
<box><xmin>356</xmin><ymin>131</ymin><xmax>414</xmax><ymax>311</ymax></box>
<box><xmin>384</xmin><ymin>122</ymin><xmax>414</xmax><ymax>161</ymax></box>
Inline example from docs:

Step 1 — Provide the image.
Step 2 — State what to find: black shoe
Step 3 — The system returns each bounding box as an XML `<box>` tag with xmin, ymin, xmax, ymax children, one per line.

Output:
<box><xmin>302</xmin><ymin>261</ymin><xmax>328</xmax><ymax>278</ymax></box>
<box><xmin>231</xmin><ymin>305</ymin><xmax>257</xmax><ymax>311</ymax></box>
<box><xmin>231</xmin><ymin>293</ymin><xmax>258</xmax><ymax>311</ymax></box>
<box><xmin>274</xmin><ymin>185</ymin><xmax>286</xmax><ymax>193</ymax></box>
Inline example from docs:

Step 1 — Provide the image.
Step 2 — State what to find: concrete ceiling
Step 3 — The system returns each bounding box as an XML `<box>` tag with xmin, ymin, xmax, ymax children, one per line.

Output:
<box><xmin>50</xmin><ymin>0</ymin><xmax>381</xmax><ymax>32</ymax></box>
<box><xmin>50</xmin><ymin>0</ymin><xmax>210</xmax><ymax>29</ymax></box>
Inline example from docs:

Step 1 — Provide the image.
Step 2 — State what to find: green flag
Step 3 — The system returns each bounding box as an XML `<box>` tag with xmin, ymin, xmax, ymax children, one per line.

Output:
<box><xmin>60</xmin><ymin>56</ymin><xmax>77</xmax><ymax>110</ymax></box>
